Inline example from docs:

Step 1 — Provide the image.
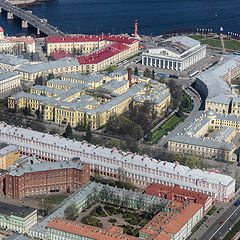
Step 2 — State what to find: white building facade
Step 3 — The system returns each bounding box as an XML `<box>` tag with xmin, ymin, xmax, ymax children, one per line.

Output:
<box><xmin>142</xmin><ymin>36</ymin><xmax>206</xmax><ymax>71</ymax></box>
<box><xmin>0</xmin><ymin>27</ymin><xmax>35</xmax><ymax>54</ymax></box>
<box><xmin>0</xmin><ymin>122</ymin><xmax>235</xmax><ymax>203</ymax></box>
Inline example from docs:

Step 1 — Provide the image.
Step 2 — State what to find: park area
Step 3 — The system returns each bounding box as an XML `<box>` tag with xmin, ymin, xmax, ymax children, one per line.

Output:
<box><xmin>79</xmin><ymin>204</ymin><xmax>150</xmax><ymax>236</ymax></box>
<box><xmin>189</xmin><ymin>34</ymin><xmax>240</xmax><ymax>51</ymax></box>
<box><xmin>151</xmin><ymin>114</ymin><xmax>183</xmax><ymax>143</ymax></box>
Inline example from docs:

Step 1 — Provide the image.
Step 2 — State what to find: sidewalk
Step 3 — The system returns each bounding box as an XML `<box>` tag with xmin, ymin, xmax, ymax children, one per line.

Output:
<box><xmin>190</xmin><ymin>196</ymin><xmax>238</xmax><ymax>240</ymax></box>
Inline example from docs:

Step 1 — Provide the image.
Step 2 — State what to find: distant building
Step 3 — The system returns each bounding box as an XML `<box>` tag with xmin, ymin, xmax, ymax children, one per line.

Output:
<box><xmin>0</xmin><ymin>143</ymin><xmax>19</xmax><ymax>169</ymax></box>
<box><xmin>168</xmin><ymin>110</ymin><xmax>239</xmax><ymax>164</ymax></box>
<box><xmin>6</xmin><ymin>233</ymin><xmax>31</xmax><ymax>240</ymax></box>
<box><xmin>0</xmin><ymin>201</ymin><xmax>37</xmax><ymax>233</ymax></box>
<box><xmin>0</xmin><ymin>70</ymin><xmax>21</xmax><ymax>95</ymax></box>
<box><xmin>45</xmin><ymin>35</ymin><xmax>139</xmax><ymax>74</ymax></box>
<box><xmin>3</xmin><ymin>161</ymin><xmax>90</xmax><ymax>198</ymax></box>
<box><xmin>195</xmin><ymin>55</ymin><xmax>240</xmax><ymax>114</ymax></box>
<box><xmin>142</xmin><ymin>36</ymin><xmax>206</xmax><ymax>71</ymax></box>
<box><xmin>139</xmin><ymin>201</ymin><xmax>203</xmax><ymax>240</ymax></box>
<box><xmin>0</xmin><ymin>27</ymin><xmax>35</xmax><ymax>53</ymax></box>
<box><xmin>145</xmin><ymin>183</ymin><xmax>214</xmax><ymax>213</ymax></box>
<box><xmin>8</xmin><ymin>71</ymin><xmax>170</xmax><ymax>129</ymax></box>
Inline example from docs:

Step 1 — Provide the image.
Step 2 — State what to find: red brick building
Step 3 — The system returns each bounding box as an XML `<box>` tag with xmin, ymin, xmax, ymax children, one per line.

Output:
<box><xmin>145</xmin><ymin>183</ymin><xmax>214</xmax><ymax>213</ymax></box>
<box><xmin>3</xmin><ymin>161</ymin><xmax>90</xmax><ymax>198</ymax></box>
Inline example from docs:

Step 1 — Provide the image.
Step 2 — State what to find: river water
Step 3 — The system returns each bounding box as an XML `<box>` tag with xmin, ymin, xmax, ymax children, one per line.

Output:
<box><xmin>0</xmin><ymin>0</ymin><xmax>240</xmax><ymax>36</ymax></box>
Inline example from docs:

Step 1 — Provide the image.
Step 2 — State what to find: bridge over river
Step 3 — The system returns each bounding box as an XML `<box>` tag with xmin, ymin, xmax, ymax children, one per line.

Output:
<box><xmin>0</xmin><ymin>0</ymin><xmax>66</xmax><ymax>36</ymax></box>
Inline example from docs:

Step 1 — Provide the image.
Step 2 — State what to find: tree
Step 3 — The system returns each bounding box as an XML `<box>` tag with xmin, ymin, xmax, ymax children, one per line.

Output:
<box><xmin>108</xmin><ymin>138</ymin><xmax>120</xmax><ymax>149</ymax></box>
<box><xmin>35</xmin><ymin>76</ymin><xmax>43</xmax><ymax>85</ymax></box>
<box><xmin>185</xmin><ymin>155</ymin><xmax>200</xmax><ymax>169</ymax></box>
<box><xmin>75</xmin><ymin>122</ymin><xmax>85</xmax><ymax>131</ymax></box>
<box><xmin>23</xmin><ymin>105</ymin><xmax>31</xmax><ymax>116</ymax></box>
<box><xmin>177</xmin><ymin>105</ymin><xmax>184</xmax><ymax>117</ymax></box>
<box><xmin>143</xmin><ymin>68</ymin><xmax>151</xmax><ymax>78</ymax></box>
<box><xmin>39</xmin><ymin>199</ymin><xmax>54</xmax><ymax>216</ymax></box>
<box><xmin>151</xmin><ymin>69</ymin><xmax>155</xmax><ymax>80</ymax></box>
<box><xmin>106</xmin><ymin>65</ymin><xmax>115</xmax><ymax>73</ymax></box>
<box><xmin>63</xmin><ymin>124</ymin><xmax>73</xmax><ymax>139</ymax></box>
<box><xmin>36</xmin><ymin>109</ymin><xmax>43</xmax><ymax>121</ymax></box>
<box><xmin>47</xmin><ymin>73</ymin><xmax>54</xmax><ymax>80</ymax></box>
<box><xmin>64</xmin><ymin>203</ymin><xmax>78</xmax><ymax>220</ymax></box>
<box><xmin>85</xmin><ymin>124</ymin><xmax>92</xmax><ymax>142</ymax></box>
<box><xmin>217</xmin><ymin>145</ymin><xmax>228</xmax><ymax>162</ymax></box>
<box><xmin>134</xmin><ymin>67</ymin><xmax>139</xmax><ymax>76</ymax></box>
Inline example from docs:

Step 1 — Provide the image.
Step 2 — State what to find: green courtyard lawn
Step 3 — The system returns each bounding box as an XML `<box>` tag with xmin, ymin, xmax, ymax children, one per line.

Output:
<box><xmin>80</xmin><ymin>204</ymin><xmax>151</xmax><ymax>236</ymax></box>
<box><xmin>151</xmin><ymin>114</ymin><xmax>183</xmax><ymax>143</ymax></box>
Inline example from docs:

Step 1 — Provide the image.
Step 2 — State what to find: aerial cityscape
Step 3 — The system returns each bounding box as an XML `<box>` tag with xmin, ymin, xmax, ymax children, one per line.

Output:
<box><xmin>0</xmin><ymin>0</ymin><xmax>240</xmax><ymax>240</ymax></box>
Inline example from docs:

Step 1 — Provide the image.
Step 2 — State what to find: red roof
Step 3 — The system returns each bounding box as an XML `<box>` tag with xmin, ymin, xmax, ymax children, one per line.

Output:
<box><xmin>140</xmin><ymin>201</ymin><xmax>202</xmax><ymax>236</ymax></box>
<box><xmin>48</xmin><ymin>218</ymin><xmax>138</xmax><ymax>240</ymax></box>
<box><xmin>145</xmin><ymin>183</ymin><xmax>212</xmax><ymax>205</ymax></box>
<box><xmin>0</xmin><ymin>27</ymin><xmax>3</xmax><ymax>32</ymax></box>
<box><xmin>77</xmin><ymin>42</ymin><xmax>129</xmax><ymax>64</ymax></box>
<box><xmin>50</xmin><ymin>50</ymin><xmax>73</xmax><ymax>60</ymax></box>
<box><xmin>46</xmin><ymin>35</ymin><xmax>138</xmax><ymax>45</ymax></box>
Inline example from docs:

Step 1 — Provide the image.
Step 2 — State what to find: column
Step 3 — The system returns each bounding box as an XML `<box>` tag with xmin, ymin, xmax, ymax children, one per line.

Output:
<box><xmin>21</xmin><ymin>20</ymin><xmax>28</xmax><ymax>28</ymax></box>
<box><xmin>37</xmin><ymin>29</ymin><xmax>40</xmax><ymax>35</ymax></box>
<box><xmin>165</xmin><ymin>61</ymin><xmax>168</xmax><ymax>69</ymax></box>
<box><xmin>7</xmin><ymin>12</ymin><xmax>14</xmax><ymax>20</ymax></box>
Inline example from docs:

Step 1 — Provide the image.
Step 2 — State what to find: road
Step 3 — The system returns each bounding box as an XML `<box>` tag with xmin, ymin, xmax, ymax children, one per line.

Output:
<box><xmin>156</xmin><ymin>84</ymin><xmax>201</xmax><ymax>147</ymax></box>
<box><xmin>199</xmin><ymin>199</ymin><xmax>240</xmax><ymax>240</ymax></box>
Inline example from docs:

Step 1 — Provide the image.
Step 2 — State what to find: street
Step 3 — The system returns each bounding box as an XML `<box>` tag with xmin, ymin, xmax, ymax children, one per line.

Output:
<box><xmin>190</xmin><ymin>191</ymin><xmax>240</xmax><ymax>240</ymax></box>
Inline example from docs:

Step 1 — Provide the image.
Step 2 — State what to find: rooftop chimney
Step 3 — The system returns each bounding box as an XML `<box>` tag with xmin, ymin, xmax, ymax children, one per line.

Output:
<box><xmin>128</xmin><ymin>68</ymin><xmax>132</xmax><ymax>88</ymax></box>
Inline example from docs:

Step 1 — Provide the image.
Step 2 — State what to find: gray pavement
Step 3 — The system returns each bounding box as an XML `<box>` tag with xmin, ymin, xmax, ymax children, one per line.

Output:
<box><xmin>190</xmin><ymin>191</ymin><xmax>240</xmax><ymax>240</ymax></box>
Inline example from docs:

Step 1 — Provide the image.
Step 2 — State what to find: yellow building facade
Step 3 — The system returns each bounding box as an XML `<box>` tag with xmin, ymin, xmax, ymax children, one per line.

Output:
<box><xmin>0</xmin><ymin>144</ymin><xmax>19</xmax><ymax>169</ymax></box>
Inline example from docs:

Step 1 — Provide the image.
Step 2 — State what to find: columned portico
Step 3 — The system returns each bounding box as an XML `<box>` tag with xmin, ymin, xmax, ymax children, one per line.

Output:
<box><xmin>141</xmin><ymin>36</ymin><xmax>207</xmax><ymax>72</ymax></box>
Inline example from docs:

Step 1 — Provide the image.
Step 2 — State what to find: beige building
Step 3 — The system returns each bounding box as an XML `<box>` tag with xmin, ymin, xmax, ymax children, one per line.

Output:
<box><xmin>196</xmin><ymin>55</ymin><xmax>240</xmax><ymax>115</ymax></box>
<box><xmin>168</xmin><ymin>110</ymin><xmax>239</xmax><ymax>162</ymax></box>
<box><xmin>0</xmin><ymin>27</ymin><xmax>35</xmax><ymax>53</ymax></box>
<box><xmin>0</xmin><ymin>143</ymin><xmax>19</xmax><ymax>169</ymax></box>
<box><xmin>8</xmin><ymin>71</ymin><xmax>170</xmax><ymax>129</ymax></box>
<box><xmin>46</xmin><ymin>35</ymin><xmax>139</xmax><ymax>74</ymax></box>
<box><xmin>0</xmin><ymin>71</ymin><xmax>21</xmax><ymax>94</ymax></box>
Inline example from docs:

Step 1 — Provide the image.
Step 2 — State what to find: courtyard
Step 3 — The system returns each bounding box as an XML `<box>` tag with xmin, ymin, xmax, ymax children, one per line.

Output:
<box><xmin>78</xmin><ymin>203</ymin><xmax>151</xmax><ymax>236</ymax></box>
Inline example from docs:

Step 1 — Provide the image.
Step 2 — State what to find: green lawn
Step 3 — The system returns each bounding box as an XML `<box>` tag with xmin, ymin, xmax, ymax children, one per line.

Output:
<box><xmin>189</xmin><ymin>35</ymin><xmax>240</xmax><ymax>51</ymax></box>
<box><xmin>188</xmin><ymin>34</ymin><xmax>206</xmax><ymax>40</ymax></box>
<box><xmin>206</xmin><ymin>206</ymin><xmax>216</xmax><ymax>215</ymax></box>
<box><xmin>151</xmin><ymin>114</ymin><xmax>183</xmax><ymax>143</ymax></box>
<box><xmin>44</xmin><ymin>194</ymin><xmax>68</xmax><ymax>205</ymax></box>
<box><xmin>223</xmin><ymin>218</ymin><xmax>240</xmax><ymax>240</ymax></box>
<box><xmin>82</xmin><ymin>216</ymin><xmax>102</xmax><ymax>228</ymax></box>
<box><xmin>181</xmin><ymin>93</ymin><xmax>192</xmax><ymax>113</ymax></box>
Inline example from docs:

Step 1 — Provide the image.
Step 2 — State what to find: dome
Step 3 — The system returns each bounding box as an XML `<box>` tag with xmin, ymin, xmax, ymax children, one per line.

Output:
<box><xmin>206</xmin><ymin>109</ymin><xmax>216</xmax><ymax>117</ymax></box>
<box><xmin>185</xmin><ymin>130</ymin><xmax>193</xmax><ymax>136</ymax></box>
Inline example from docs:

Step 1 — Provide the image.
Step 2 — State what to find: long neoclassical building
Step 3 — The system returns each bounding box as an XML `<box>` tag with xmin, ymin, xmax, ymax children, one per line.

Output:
<box><xmin>196</xmin><ymin>54</ymin><xmax>240</xmax><ymax>115</ymax></box>
<box><xmin>141</xmin><ymin>36</ymin><xmax>206</xmax><ymax>71</ymax></box>
<box><xmin>0</xmin><ymin>122</ymin><xmax>235</xmax><ymax>203</ymax></box>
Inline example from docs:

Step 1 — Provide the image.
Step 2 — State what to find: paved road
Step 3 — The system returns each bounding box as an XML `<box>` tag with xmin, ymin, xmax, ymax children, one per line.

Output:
<box><xmin>189</xmin><ymin>190</ymin><xmax>240</xmax><ymax>240</ymax></box>
<box><xmin>156</xmin><ymin>85</ymin><xmax>201</xmax><ymax>147</ymax></box>
<box><xmin>199</xmin><ymin>198</ymin><xmax>240</xmax><ymax>240</ymax></box>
